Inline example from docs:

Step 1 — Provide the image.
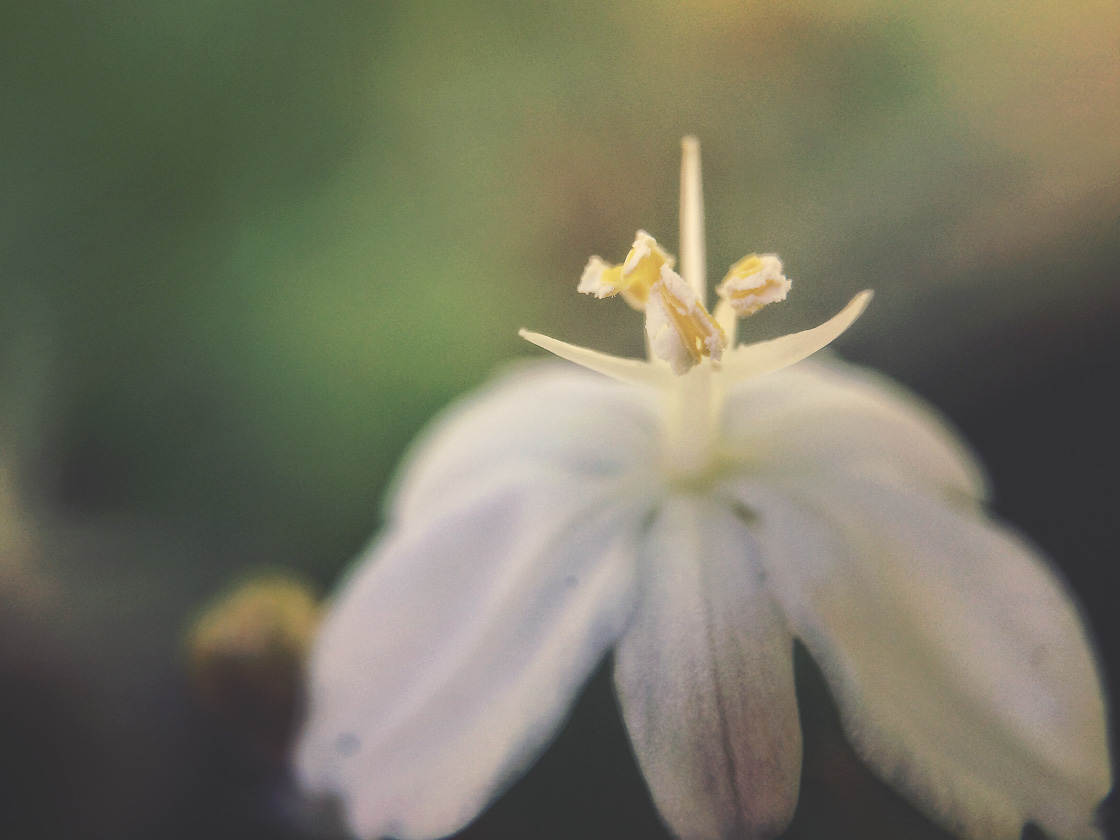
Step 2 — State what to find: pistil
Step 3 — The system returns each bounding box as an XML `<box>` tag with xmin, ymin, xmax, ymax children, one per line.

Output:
<box><xmin>679</xmin><ymin>136</ymin><xmax>706</xmax><ymax>304</ymax></box>
<box><xmin>661</xmin><ymin>136</ymin><xmax>718</xmax><ymax>478</ymax></box>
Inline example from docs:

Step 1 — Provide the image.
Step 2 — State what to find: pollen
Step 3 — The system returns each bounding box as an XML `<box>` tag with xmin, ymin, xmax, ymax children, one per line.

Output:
<box><xmin>646</xmin><ymin>265</ymin><xmax>726</xmax><ymax>375</ymax></box>
<box><xmin>716</xmin><ymin>253</ymin><xmax>791</xmax><ymax>316</ymax></box>
<box><xmin>578</xmin><ymin>231</ymin><xmax>675</xmax><ymax>310</ymax></box>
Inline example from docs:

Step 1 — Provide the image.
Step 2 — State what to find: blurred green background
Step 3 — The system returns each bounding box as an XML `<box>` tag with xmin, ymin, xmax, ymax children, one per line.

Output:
<box><xmin>2</xmin><ymin>1</ymin><xmax>1117</xmax><ymax>838</ymax></box>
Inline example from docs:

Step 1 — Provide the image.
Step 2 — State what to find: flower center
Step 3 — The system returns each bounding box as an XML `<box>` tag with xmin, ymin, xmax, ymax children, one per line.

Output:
<box><xmin>660</xmin><ymin>364</ymin><xmax>723</xmax><ymax>480</ymax></box>
<box><xmin>520</xmin><ymin>139</ymin><xmax>877</xmax><ymax>479</ymax></box>
<box><xmin>571</xmin><ymin>138</ymin><xmax>793</xmax><ymax>476</ymax></box>
<box><xmin>575</xmin><ymin>140</ymin><xmax>790</xmax><ymax>377</ymax></box>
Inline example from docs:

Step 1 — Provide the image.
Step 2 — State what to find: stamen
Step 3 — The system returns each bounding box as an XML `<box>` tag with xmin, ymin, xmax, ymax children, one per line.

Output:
<box><xmin>645</xmin><ymin>265</ymin><xmax>726</xmax><ymax>375</ymax></box>
<box><xmin>525</xmin><ymin>139</ymin><xmax>872</xmax><ymax>390</ymax></box>
<box><xmin>577</xmin><ymin>231</ymin><xmax>675</xmax><ymax>311</ymax></box>
<box><xmin>571</xmin><ymin>140</ymin><xmax>732</xmax><ymax>374</ymax></box>
<box><xmin>716</xmin><ymin>253</ymin><xmax>791</xmax><ymax>316</ymax></box>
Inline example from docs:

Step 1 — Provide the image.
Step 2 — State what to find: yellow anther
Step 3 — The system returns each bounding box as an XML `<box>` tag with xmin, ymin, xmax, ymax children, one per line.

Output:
<box><xmin>716</xmin><ymin>253</ymin><xmax>791</xmax><ymax>317</ymax></box>
<box><xmin>578</xmin><ymin>231</ymin><xmax>675</xmax><ymax>311</ymax></box>
<box><xmin>646</xmin><ymin>265</ymin><xmax>726</xmax><ymax>375</ymax></box>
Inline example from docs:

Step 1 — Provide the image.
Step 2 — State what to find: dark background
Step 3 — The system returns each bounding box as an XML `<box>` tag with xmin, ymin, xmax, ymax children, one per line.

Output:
<box><xmin>2</xmin><ymin>2</ymin><xmax>1117</xmax><ymax>838</ymax></box>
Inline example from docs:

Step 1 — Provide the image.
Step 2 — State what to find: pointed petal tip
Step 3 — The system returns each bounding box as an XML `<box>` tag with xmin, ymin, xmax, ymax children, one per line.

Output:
<box><xmin>827</xmin><ymin>288</ymin><xmax>874</xmax><ymax>337</ymax></box>
<box><xmin>836</xmin><ymin>288</ymin><xmax>874</xmax><ymax>331</ymax></box>
<box><xmin>519</xmin><ymin>328</ymin><xmax>668</xmax><ymax>387</ymax></box>
<box><xmin>720</xmin><ymin>288</ymin><xmax>875</xmax><ymax>382</ymax></box>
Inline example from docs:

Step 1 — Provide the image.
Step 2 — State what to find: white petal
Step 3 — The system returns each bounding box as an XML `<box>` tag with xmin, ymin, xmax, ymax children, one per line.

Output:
<box><xmin>720</xmin><ymin>290</ymin><xmax>872</xmax><ymax>382</ymax></box>
<box><xmin>298</xmin><ymin>468</ymin><xmax>650</xmax><ymax>840</ymax></box>
<box><xmin>720</xmin><ymin>355</ymin><xmax>988</xmax><ymax>501</ymax></box>
<box><xmin>390</xmin><ymin>362</ymin><xmax>659</xmax><ymax>523</ymax></box>
<box><xmin>722</xmin><ymin>474</ymin><xmax>1111</xmax><ymax>840</ymax></box>
<box><xmin>613</xmin><ymin>495</ymin><xmax>802</xmax><ymax>840</ymax></box>
<box><xmin>519</xmin><ymin>329</ymin><xmax>673</xmax><ymax>388</ymax></box>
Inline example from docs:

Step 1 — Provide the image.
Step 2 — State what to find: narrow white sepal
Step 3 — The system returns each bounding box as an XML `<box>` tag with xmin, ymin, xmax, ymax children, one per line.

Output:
<box><xmin>519</xmin><ymin>329</ymin><xmax>672</xmax><ymax>388</ymax></box>
<box><xmin>720</xmin><ymin>290</ymin><xmax>872</xmax><ymax>382</ymax></box>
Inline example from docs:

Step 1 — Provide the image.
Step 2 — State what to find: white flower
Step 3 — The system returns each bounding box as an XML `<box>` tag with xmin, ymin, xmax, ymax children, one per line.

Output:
<box><xmin>296</xmin><ymin>138</ymin><xmax>1111</xmax><ymax>840</ymax></box>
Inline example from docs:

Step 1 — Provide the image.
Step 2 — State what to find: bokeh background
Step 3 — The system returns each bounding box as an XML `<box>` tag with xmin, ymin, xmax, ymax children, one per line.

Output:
<box><xmin>2</xmin><ymin>1</ymin><xmax>1117</xmax><ymax>838</ymax></box>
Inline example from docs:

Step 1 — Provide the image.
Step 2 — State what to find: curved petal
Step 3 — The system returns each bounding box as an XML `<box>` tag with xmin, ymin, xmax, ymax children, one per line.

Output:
<box><xmin>719</xmin><ymin>290</ymin><xmax>871</xmax><ymax>382</ymax></box>
<box><xmin>721</xmin><ymin>474</ymin><xmax>1110</xmax><ymax>840</ymax></box>
<box><xmin>298</xmin><ymin>468</ymin><xmax>651</xmax><ymax>840</ymax></box>
<box><xmin>720</xmin><ymin>355</ymin><xmax>987</xmax><ymax>501</ymax></box>
<box><xmin>613</xmin><ymin>495</ymin><xmax>802</xmax><ymax>840</ymax></box>
<box><xmin>390</xmin><ymin>362</ymin><xmax>659</xmax><ymax>523</ymax></box>
<box><xmin>519</xmin><ymin>329</ymin><xmax>673</xmax><ymax>387</ymax></box>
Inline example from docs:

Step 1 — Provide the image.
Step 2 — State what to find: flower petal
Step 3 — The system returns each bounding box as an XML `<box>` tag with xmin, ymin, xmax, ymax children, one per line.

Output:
<box><xmin>519</xmin><ymin>329</ymin><xmax>673</xmax><ymax>388</ymax></box>
<box><xmin>297</xmin><ymin>468</ymin><xmax>650</xmax><ymax>840</ymax></box>
<box><xmin>613</xmin><ymin>495</ymin><xmax>802</xmax><ymax>840</ymax></box>
<box><xmin>722</xmin><ymin>474</ymin><xmax>1111</xmax><ymax>840</ymax></box>
<box><xmin>720</xmin><ymin>355</ymin><xmax>988</xmax><ymax>501</ymax></box>
<box><xmin>390</xmin><ymin>362</ymin><xmax>659</xmax><ymax>523</ymax></box>
<box><xmin>720</xmin><ymin>290</ymin><xmax>872</xmax><ymax>382</ymax></box>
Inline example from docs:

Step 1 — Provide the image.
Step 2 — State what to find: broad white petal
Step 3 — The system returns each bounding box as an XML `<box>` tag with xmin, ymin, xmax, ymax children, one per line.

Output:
<box><xmin>722</xmin><ymin>474</ymin><xmax>1110</xmax><ymax>840</ymax></box>
<box><xmin>519</xmin><ymin>329</ymin><xmax>673</xmax><ymax>388</ymax></box>
<box><xmin>390</xmin><ymin>362</ymin><xmax>659</xmax><ymax>523</ymax></box>
<box><xmin>298</xmin><ymin>468</ymin><xmax>651</xmax><ymax>840</ymax></box>
<box><xmin>720</xmin><ymin>290</ymin><xmax>871</xmax><ymax>382</ymax></box>
<box><xmin>720</xmin><ymin>355</ymin><xmax>987</xmax><ymax>500</ymax></box>
<box><xmin>614</xmin><ymin>495</ymin><xmax>802</xmax><ymax>840</ymax></box>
